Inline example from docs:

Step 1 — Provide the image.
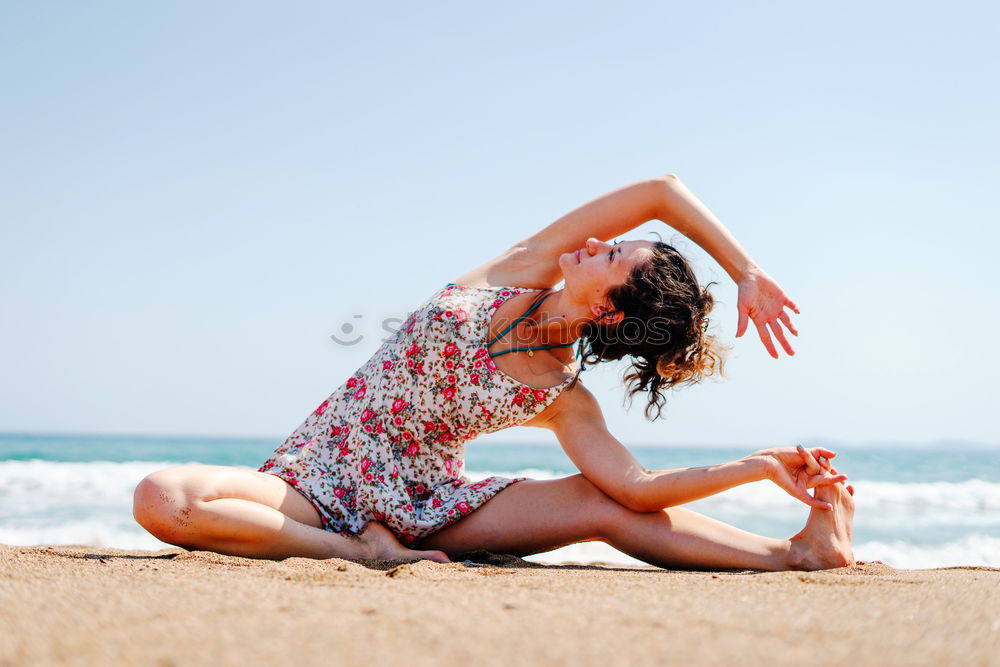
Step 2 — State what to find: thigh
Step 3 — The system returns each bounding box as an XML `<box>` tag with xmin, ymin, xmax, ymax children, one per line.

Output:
<box><xmin>415</xmin><ymin>474</ymin><xmax>631</xmax><ymax>556</ymax></box>
<box><xmin>139</xmin><ymin>464</ymin><xmax>324</xmax><ymax>529</ymax></box>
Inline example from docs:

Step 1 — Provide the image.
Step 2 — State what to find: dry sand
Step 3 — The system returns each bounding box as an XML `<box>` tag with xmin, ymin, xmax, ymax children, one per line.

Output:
<box><xmin>1</xmin><ymin>544</ymin><xmax>998</xmax><ymax>666</ymax></box>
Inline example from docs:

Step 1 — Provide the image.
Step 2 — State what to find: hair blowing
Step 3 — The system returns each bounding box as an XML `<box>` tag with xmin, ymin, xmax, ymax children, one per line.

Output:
<box><xmin>575</xmin><ymin>240</ymin><xmax>730</xmax><ymax>420</ymax></box>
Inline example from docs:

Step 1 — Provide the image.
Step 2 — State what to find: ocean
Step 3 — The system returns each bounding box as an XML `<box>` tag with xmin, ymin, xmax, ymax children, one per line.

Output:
<box><xmin>1</xmin><ymin>432</ymin><xmax>997</xmax><ymax>569</ymax></box>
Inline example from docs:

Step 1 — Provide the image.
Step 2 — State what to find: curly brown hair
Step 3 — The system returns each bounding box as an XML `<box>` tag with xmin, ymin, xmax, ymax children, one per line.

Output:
<box><xmin>574</xmin><ymin>239</ymin><xmax>730</xmax><ymax>420</ymax></box>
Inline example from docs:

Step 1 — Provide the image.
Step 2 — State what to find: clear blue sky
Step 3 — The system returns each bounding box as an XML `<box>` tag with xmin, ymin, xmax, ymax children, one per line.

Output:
<box><xmin>2</xmin><ymin>1</ymin><xmax>997</xmax><ymax>448</ymax></box>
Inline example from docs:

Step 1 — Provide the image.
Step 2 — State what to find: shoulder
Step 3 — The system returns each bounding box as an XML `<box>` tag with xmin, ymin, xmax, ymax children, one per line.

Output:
<box><xmin>451</xmin><ymin>243</ymin><xmax>564</xmax><ymax>290</ymax></box>
<box><xmin>523</xmin><ymin>378</ymin><xmax>606</xmax><ymax>431</ymax></box>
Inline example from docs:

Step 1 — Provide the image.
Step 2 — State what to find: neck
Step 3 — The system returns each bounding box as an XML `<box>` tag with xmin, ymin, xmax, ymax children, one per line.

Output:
<box><xmin>526</xmin><ymin>288</ymin><xmax>595</xmax><ymax>344</ymax></box>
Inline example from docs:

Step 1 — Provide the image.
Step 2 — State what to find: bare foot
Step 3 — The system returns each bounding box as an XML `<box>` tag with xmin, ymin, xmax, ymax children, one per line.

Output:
<box><xmin>786</xmin><ymin>482</ymin><xmax>856</xmax><ymax>571</ymax></box>
<box><xmin>357</xmin><ymin>522</ymin><xmax>451</xmax><ymax>563</ymax></box>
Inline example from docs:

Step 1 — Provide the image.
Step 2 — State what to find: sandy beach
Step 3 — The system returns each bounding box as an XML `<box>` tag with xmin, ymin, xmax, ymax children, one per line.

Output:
<box><xmin>1</xmin><ymin>544</ymin><xmax>997</xmax><ymax>666</ymax></box>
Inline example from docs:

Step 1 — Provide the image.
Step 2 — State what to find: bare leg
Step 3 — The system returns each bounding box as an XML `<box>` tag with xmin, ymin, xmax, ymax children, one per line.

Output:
<box><xmin>417</xmin><ymin>474</ymin><xmax>854</xmax><ymax>571</ymax></box>
<box><xmin>133</xmin><ymin>465</ymin><xmax>449</xmax><ymax>562</ymax></box>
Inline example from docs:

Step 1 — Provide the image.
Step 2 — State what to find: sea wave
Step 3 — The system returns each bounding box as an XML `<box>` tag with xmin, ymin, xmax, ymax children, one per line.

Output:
<box><xmin>1</xmin><ymin>460</ymin><xmax>997</xmax><ymax>569</ymax></box>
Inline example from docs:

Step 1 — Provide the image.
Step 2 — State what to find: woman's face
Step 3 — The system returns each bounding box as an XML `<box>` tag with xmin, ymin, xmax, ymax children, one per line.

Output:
<box><xmin>559</xmin><ymin>237</ymin><xmax>655</xmax><ymax>313</ymax></box>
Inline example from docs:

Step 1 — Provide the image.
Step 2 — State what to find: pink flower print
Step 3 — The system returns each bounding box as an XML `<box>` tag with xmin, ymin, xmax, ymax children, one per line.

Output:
<box><xmin>415</xmin><ymin>484</ymin><xmax>426</xmax><ymax>494</ymax></box>
<box><xmin>361</xmin><ymin>458</ymin><xmax>372</xmax><ymax>472</ymax></box>
<box><xmin>445</xmin><ymin>359</ymin><xmax>454</xmax><ymax>370</ymax></box>
<box><xmin>331</xmin><ymin>426</ymin><xmax>342</xmax><ymax>436</ymax></box>
<box><xmin>442</xmin><ymin>386</ymin><xmax>456</xmax><ymax>401</ymax></box>
<box><xmin>333</xmin><ymin>487</ymin><xmax>346</xmax><ymax>498</ymax></box>
<box><xmin>383</xmin><ymin>360</ymin><xmax>393</xmax><ymax>370</ymax></box>
<box><xmin>339</xmin><ymin>445</ymin><xmax>350</xmax><ymax>457</ymax></box>
<box><xmin>313</xmin><ymin>400</ymin><xmax>330</xmax><ymax>416</ymax></box>
<box><xmin>392</xmin><ymin>464</ymin><xmax>399</xmax><ymax>478</ymax></box>
<box><xmin>393</xmin><ymin>416</ymin><xmax>403</xmax><ymax>426</ymax></box>
<box><xmin>365</xmin><ymin>472</ymin><xmax>373</xmax><ymax>482</ymax></box>
<box><xmin>513</xmin><ymin>394</ymin><xmax>524</xmax><ymax>405</ymax></box>
<box><xmin>375</xmin><ymin>421</ymin><xmax>384</xmax><ymax>434</ymax></box>
<box><xmin>405</xmin><ymin>343</ymin><xmax>421</xmax><ymax>357</ymax></box>
<box><xmin>456</xmin><ymin>309</ymin><xmax>467</xmax><ymax>323</ymax></box>
<box><xmin>406</xmin><ymin>443</ymin><xmax>420</xmax><ymax>456</ymax></box>
<box><xmin>406</xmin><ymin>358</ymin><xmax>414</xmax><ymax>369</ymax></box>
<box><xmin>423</xmin><ymin>420</ymin><xmax>436</xmax><ymax>432</ymax></box>
<box><xmin>391</xmin><ymin>399</ymin><xmax>408</xmax><ymax>414</ymax></box>
<box><xmin>520</xmin><ymin>386</ymin><xmax>531</xmax><ymax>395</ymax></box>
<box><xmin>439</xmin><ymin>431</ymin><xmax>453</xmax><ymax>443</ymax></box>
<box><xmin>491</xmin><ymin>299</ymin><xmax>503</xmax><ymax>309</ymax></box>
<box><xmin>346</xmin><ymin>377</ymin><xmax>358</xmax><ymax>389</ymax></box>
<box><xmin>363</xmin><ymin>423</ymin><xmax>374</xmax><ymax>433</ymax></box>
<box><xmin>456</xmin><ymin>501</ymin><xmax>471</xmax><ymax>513</ymax></box>
<box><xmin>444</xmin><ymin>310</ymin><xmax>454</xmax><ymax>318</ymax></box>
<box><xmin>282</xmin><ymin>469</ymin><xmax>296</xmax><ymax>479</ymax></box>
<box><xmin>500</xmin><ymin>290</ymin><xmax>511</xmax><ymax>297</ymax></box>
<box><xmin>475</xmin><ymin>348</ymin><xmax>487</xmax><ymax>359</ymax></box>
<box><xmin>354</xmin><ymin>386</ymin><xmax>367</xmax><ymax>399</ymax></box>
<box><xmin>405</xmin><ymin>503</ymin><xmax>413</xmax><ymax>512</ymax></box>
<box><xmin>486</xmin><ymin>358</ymin><xmax>497</xmax><ymax>371</ymax></box>
<box><xmin>402</xmin><ymin>431</ymin><xmax>413</xmax><ymax>441</ymax></box>
<box><xmin>360</xmin><ymin>409</ymin><xmax>375</xmax><ymax>422</ymax></box>
<box><xmin>480</xmin><ymin>406</ymin><xmax>492</xmax><ymax>419</ymax></box>
<box><xmin>443</xmin><ymin>343</ymin><xmax>459</xmax><ymax>357</ymax></box>
<box><xmin>444</xmin><ymin>459</ymin><xmax>454</xmax><ymax>475</ymax></box>
<box><xmin>415</xmin><ymin>361</ymin><xmax>425</xmax><ymax>375</ymax></box>
<box><xmin>471</xmin><ymin>482</ymin><xmax>486</xmax><ymax>490</ymax></box>
<box><xmin>473</xmin><ymin>360</ymin><xmax>482</xmax><ymax>369</ymax></box>
<box><xmin>446</xmin><ymin>374</ymin><xmax>457</xmax><ymax>384</ymax></box>
<box><xmin>432</xmin><ymin>498</ymin><xmax>442</xmax><ymax>508</ymax></box>
<box><xmin>471</xmin><ymin>373</ymin><xmax>480</xmax><ymax>385</ymax></box>
<box><xmin>261</xmin><ymin>461</ymin><xmax>275</xmax><ymax>471</ymax></box>
<box><xmin>534</xmin><ymin>389</ymin><xmax>546</xmax><ymax>402</ymax></box>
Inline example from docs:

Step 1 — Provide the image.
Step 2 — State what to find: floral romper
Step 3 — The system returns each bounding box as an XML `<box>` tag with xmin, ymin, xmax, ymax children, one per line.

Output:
<box><xmin>257</xmin><ymin>283</ymin><xmax>580</xmax><ymax>546</ymax></box>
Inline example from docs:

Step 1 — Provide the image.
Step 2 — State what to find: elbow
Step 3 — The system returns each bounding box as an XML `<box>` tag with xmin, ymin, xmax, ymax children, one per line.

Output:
<box><xmin>619</xmin><ymin>473</ymin><xmax>658</xmax><ymax>513</ymax></box>
<box><xmin>659</xmin><ymin>173</ymin><xmax>679</xmax><ymax>183</ymax></box>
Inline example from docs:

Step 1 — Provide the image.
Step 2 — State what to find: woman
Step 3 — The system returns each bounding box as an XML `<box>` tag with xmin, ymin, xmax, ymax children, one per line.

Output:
<box><xmin>133</xmin><ymin>174</ymin><xmax>856</xmax><ymax>571</ymax></box>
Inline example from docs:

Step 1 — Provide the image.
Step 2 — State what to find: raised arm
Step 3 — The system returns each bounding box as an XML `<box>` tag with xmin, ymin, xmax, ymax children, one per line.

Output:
<box><xmin>536</xmin><ymin>383</ymin><xmax>846</xmax><ymax>512</ymax></box>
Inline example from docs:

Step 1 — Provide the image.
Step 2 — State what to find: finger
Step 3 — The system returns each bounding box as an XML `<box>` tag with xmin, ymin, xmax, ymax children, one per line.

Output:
<box><xmin>736</xmin><ymin>307</ymin><xmax>748</xmax><ymax>338</ymax></box>
<box><xmin>813</xmin><ymin>448</ymin><xmax>837</xmax><ymax>460</ymax></box>
<box><xmin>778</xmin><ymin>311</ymin><xmax>799</xmax><ymax>336</ymax></box>
<box><xmin>799</xmin><ymin>489</ymin><xmax>834</xmax><ymax>511</ymax></box>
<box><xmin>785</xmin><ymin>297</ymin><xmax>800</xmax><ymax>314</ymax></box>
<box><xmin>807</xmin><ymin>473</ymin><xmax>848</xmax><ymax>488</ymax></box>
<box><xmin>796</xmin><ymin>445</ymin><xmax>822</xmax><ymax>475</ymax></box>
<box><xmin>769</xmin><ymin>320</ymin><xmax>795</xmax><ymax>356</ymax></box>
<box><xmin>755</xmin><ymin>321</ymin><xmax>778</xmax><ymax>358</ymax></box>
<box><xmin>846</xmin><ymin>484</ymin><xmax>855</xmax><ymax>496</ymax></box>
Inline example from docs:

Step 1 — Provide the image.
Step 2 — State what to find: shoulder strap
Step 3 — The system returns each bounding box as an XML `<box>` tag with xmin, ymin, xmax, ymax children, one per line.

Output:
<box><xmin>487</xmin><ymin>291</ymin><xmax>577</xmax><ymax>358</ymax></box>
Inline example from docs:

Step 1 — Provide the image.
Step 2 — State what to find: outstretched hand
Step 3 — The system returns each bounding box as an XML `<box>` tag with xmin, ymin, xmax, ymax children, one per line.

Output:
<box><xmin>736</xmin><ymin>268</ymin><xmax>800</xmax><ymax>358</ymax></box>
<box><xmin>752</xmin><ymin>445</ymin><xmax>847</xmax><ymax>510</ymax></box>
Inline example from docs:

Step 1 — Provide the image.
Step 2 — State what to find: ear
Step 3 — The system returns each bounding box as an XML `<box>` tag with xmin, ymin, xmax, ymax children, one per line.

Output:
<box><xmin>590</xmin><ymin>302</ymin><xmax>624</xmax><ymax>325</ymax></box>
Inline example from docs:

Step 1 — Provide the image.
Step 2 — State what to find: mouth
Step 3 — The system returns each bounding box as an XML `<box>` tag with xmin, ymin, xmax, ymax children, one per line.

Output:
<box><xmin>574</xmin><ymin>249</ymin><xmax>581</xmax><ymax>263</ymax></box>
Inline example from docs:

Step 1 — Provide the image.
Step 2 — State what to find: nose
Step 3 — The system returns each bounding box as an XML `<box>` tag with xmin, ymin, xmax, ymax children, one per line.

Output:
<box><xmin>585</xmin><ymin>237</ymin><xmax>610</xmax><ymax>255</ymax></box>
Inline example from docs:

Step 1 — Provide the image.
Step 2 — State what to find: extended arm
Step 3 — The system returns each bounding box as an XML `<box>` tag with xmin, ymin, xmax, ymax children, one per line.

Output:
<box><xmin>539</xmin><ymin>384</ymin><xmax>844</xmax><ymax>512</ymax></box>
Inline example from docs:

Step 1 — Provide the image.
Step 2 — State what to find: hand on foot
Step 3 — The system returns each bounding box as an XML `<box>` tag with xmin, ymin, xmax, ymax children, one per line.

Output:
<box><xmin>787</xmin><ymin>480</ymin><xmax>856</xmax><ymax>571</ymax></box>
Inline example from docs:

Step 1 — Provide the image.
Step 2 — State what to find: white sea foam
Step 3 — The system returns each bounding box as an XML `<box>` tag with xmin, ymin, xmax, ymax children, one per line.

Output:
<box><xmin>2</xmin><ymin>460</ymin><xmax>998</xmax><ymax>569</ymax></box>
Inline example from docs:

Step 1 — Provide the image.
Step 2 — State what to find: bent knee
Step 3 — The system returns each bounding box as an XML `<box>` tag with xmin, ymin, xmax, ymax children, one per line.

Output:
<box><xmin>132</xmin><ymin>468</ymin><xmax>196</xmax><ymax>542</ymax></box>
